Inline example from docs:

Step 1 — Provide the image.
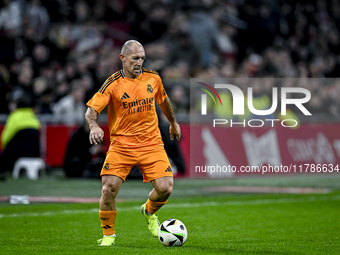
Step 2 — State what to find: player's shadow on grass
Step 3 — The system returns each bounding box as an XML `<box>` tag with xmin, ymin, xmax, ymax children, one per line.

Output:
<box><xmin>170</xmin><ymin>245</ymin><xmax>291</xmax><ymax>254</ymax></box>
<box><xmin>115</xmin><ymin>243</ymin><xmax>292</xmax><ymax>255</ymax></box>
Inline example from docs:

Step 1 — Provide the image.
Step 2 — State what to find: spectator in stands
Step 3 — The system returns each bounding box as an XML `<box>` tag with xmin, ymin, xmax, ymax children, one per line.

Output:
<box><xmin>169</xmin><ymin>85</ymin><xmax>189</xmax><ymax>114</ymax></box>
<box><xmin>32</xmin><ymin>44</ymin><xmax>50</xmax><ymax>78</ymax></box>
<box><xmin>0</xmin><ymin>64</ymin><xmax>10</xmax><ymax>114</ymax></box>
<box><xmin>12</xmin><ymin>66</ymin><xmax>35</xmax><ymax>102</ymax></box>
<box><xmin>156</xmin><ymin>106</ymin><xmax>186</xmax><ymax>176</ymax></box>
<box><xmin>0</xmin><ymin>95</ymin><xmax>40</xmax><ymax>174</ymax></box>
<box><xmin>143</xmin><ymin>42</ymin><xmax>168</xmax><ymax>72</ymax></box>
<box><xmin>26</xmin><ymin>0</ymin><xmax>50</xmax><ymax>40</ymax></box>
<box><xmin>0</xmin><ymin>0</ymin><xmax>23</xmax><ymax>36</ymax></box>
<box><xmin>216</xmin><ymin>24</ymin><xmax>238</xmax><ymax>60</ymax></box>
<box><xmin>168</xmin><ymin>32</ymin><xmax>201</xmax><ymax>75</ymax></box>
<box><xmin>38</xmin><ymin>88</ymin><xmax>53</xmax><ymax>114</ymax></box>
<box><xmin>219</xmin><ymin>59</ymin><xmax>236</xmax><ymax>78</ymax></box>
<box><xmin>130</xmin><ymin>1</ymin><xmax>169</xmax><ymax>44</ymax></box>
<box><xmin>63</xmin><ymin>124</ymin><xmax>105</xmax><ymax>178</ymax></box>
<box><xmin>52</xmin><ymin>81</ymin><xmax>86</xmax><ymax>125</ymax></box>
<box><xmin>187</xmin><ymin>4</ymin><xmax>220</xmax><ymax>67</ymax></box>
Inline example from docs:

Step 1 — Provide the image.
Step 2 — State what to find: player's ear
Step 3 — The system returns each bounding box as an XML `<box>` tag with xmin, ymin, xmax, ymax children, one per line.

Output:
<box><xmin>119</xmin><ymin>53</ymin><xmax>125</xmax><ymax>62</ymax></box>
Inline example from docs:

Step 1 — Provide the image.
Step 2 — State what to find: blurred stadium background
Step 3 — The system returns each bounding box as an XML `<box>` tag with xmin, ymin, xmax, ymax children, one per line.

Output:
<box><xmin>1</xmin><ymin>0</ymin><xmax>340</xmax><ymax>177</ymax></box>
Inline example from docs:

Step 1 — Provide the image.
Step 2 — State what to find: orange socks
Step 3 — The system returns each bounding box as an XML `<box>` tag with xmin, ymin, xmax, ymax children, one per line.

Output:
<box><xmin>145</xmin><ymin>199</ymin><xmax>167</xmax><ymax>214</ymax></box>
<box><xmin>99</xmin><ymin>201</ymin><xmax>166</xmax><ymax>235</ymax></box>
<box><xmin>99</xmin><ymin>210</ymin><xmax>116</xmax><ymax>236</ymax></box>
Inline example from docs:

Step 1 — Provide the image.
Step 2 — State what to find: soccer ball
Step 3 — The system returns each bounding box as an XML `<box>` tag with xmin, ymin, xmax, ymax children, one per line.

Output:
<box><xmin>158</xmin><ymin>219</ymin><xmax>187</xmax><ymax>247</ymax></box>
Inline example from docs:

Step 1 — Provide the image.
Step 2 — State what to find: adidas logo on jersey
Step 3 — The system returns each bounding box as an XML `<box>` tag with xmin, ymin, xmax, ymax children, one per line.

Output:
<box><xmin>121</xmin><ymin>92</ymin><xmax>130</xmax><ymax>99</ymax></box>
<box><xmin>165</xmin><ymin>166</ymin><xmax>172</xmax><ymax>172</ymax></box>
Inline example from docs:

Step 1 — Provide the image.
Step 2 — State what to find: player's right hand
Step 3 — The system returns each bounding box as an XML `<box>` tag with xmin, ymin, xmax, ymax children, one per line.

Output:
<box><xmin>89</xmin><ymin>126</ymin><xmax>104</xmax><ymax>145</ymax></box>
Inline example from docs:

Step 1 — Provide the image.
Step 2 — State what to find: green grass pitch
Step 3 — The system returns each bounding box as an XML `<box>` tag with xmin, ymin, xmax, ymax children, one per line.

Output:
<box><xmin>0</xmin><ymin>175</ymin><xmax>340</xmax><ymax>254</ymax></box>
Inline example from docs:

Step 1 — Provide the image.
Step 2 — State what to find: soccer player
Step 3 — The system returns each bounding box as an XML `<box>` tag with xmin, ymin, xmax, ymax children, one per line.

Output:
<box><xmin>85</xmin><ymin>40</ymin><xmax>181</xmax><ymax>246</ymax></box>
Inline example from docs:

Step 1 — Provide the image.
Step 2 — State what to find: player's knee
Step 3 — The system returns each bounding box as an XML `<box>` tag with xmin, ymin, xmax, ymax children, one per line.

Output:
<box><xmin>157</xmin><ymin>183</ymin><xmax>173</xmax><ymax>197</ymax></box>
<box><xmin>102</xmin><ymin>182</ymin><xmax>119</xmax><ymax>198</ymax></box>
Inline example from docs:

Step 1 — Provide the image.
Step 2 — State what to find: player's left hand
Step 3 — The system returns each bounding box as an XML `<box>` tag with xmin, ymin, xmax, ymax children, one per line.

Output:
<box><xmin>169</xmin><ymin>122</ymin><xmax>181</xmax><ymax>141</ymax></box>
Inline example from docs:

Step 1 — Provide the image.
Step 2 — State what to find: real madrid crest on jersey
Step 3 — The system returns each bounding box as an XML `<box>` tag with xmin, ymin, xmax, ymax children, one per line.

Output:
<box><xmin>104</xmin><ymin>163</ymin><xmax>109</xmax><ymax>170</ymax></box>
<box><xmin>147</xmin><ymin>84</ymin><xmax>153</xmax><ymax>94</ymax></box>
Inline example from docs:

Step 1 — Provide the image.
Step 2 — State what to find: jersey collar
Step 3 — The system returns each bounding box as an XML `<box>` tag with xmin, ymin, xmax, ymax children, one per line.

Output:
<box><xmin>120</xmin><ymin>68</ymin><xmax>143</xmax><ymax>78</ymax></box>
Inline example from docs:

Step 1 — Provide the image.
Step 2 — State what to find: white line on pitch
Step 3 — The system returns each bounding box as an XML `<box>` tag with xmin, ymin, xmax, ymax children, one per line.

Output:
<box><xmin>0</xmin><ymin>195</ymin><xmax>339</xmax><ymax>219</ymax></box>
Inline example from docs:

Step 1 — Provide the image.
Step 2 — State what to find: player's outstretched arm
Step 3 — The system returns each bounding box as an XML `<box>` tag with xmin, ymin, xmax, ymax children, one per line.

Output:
<box><xmin>85</xmin><ymin>107</ymin><xmax>104</xmax><ymax>145</ymax></box>
<box><xmin>159</xmin><ymin>97</ymin><xmax>181</xmax><ymax>141</ymax></box>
